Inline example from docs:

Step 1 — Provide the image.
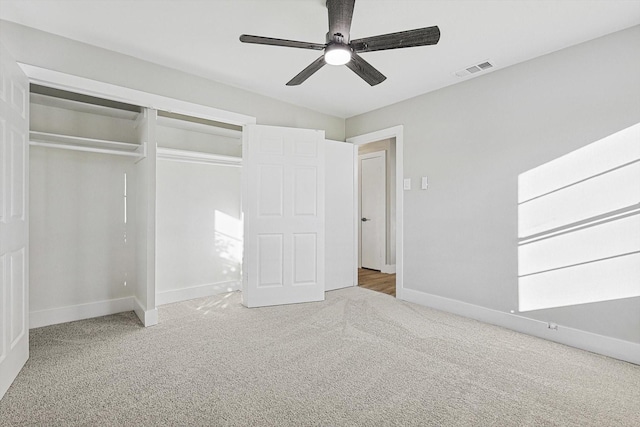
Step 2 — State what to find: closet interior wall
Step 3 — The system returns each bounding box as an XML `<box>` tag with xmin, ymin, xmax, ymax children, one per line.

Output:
<box><xmin>155</xmin><ymin>113</ymin><xmax>243</xmax><ymax>305</ymax></box>
<box><xmin>29</xmin><ymin>86</ymin><xmax>149</xmax><ymax>327</ymax></box>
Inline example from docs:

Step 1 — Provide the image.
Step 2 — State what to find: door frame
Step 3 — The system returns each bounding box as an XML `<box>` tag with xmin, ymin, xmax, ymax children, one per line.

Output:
<box><xmin>358</xmin><ymin>150</ymin><xmax>386</xmax><ymax>271</ymax></box>
<box><xmin>18</xmin><ymin>64</ymin><xmax>255</xmax><ymax>127</ymax></box>
<box><xmin>347</xmin><ymin>126</ymin><xmax>404</xmax><ymax>299</ymax></box>
<box><xmin>16</xmin><ymin>64</ymin><xmax>256</xmax><ymax>325</ymax></box>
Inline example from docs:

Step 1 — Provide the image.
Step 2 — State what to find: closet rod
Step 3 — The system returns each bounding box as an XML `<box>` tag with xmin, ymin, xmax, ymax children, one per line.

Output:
<box><xmin>157</xmin><ymin>147</ymin><xmax>241</xmax><ymax>167</ymax></box>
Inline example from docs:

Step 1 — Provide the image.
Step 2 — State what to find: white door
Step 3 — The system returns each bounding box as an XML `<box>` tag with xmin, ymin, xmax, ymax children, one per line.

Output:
<box><xmin>325</xmin><ymin>140</ymin><xmax>355</xmax><ymax>291</ymax></box>
<box><xmin>360</xmin><ymin>151</ymin><xmax>386</xmax><ymax>270</ymax></box>
<box><xmin>242</xmin><ymin>124</ymin><xmax>325</xmax><ymax>307</ymax></box>
<box><xmin>0</xmin><ymin>44</ymin><xmax>29</xmax><ymax>399</ymax></box>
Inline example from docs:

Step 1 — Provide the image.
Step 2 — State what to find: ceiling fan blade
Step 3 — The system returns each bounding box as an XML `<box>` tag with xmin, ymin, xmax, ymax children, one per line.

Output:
<box><xmin>346</xmin><ymin>52</ymin><xmax>386</xmax><ymax>86</ymax></box>
<box><xmin>327</xmin><ymin>0</ymin><xmax>356</xmax><ymax>42</ymax></box>
<box><xmin>350</xmin><ymin>26</ymin><xmax>440</xmax><ymax>53</ymax></box>
<box><xmin>286</xmin><ymin>56</ymin><xmax>326</xmax><ymax>86</ymax></box>
<box><xmin>239</xmin><ymin>34</ymin><xmax>325</xmax><ymax>50</ymax></box>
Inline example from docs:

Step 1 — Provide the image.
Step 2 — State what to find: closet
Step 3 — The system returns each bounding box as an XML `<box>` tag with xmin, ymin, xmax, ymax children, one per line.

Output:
<box><xmin>28</xmin><ymin>84</ymin><xmax>243</xmax><ymax>327</ymax></box>
<box><xmin>155</xmin><ymin>112</ymin><xmax>243</xmax><ymax>305</ymax></box>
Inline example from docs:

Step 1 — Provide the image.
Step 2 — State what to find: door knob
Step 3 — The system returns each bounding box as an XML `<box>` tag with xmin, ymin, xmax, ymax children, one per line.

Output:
<box><xmin>361</xmin><ymin>217</ymin><xmax>369</xmax><ymax>222</ymax></box>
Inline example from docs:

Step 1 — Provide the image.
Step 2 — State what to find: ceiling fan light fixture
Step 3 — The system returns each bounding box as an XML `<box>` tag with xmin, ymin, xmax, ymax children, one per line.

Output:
<box><xmin>324</xmin><ymin>44</ymin><xmax>351</xmax><ymax>65</ymax></box>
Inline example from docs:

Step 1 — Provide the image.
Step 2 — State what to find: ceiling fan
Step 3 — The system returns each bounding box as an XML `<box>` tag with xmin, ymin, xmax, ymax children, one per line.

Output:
<box><xmin>239</xmin><ymin>0</ymin><xmax>440</xmax><ymax>86</ymax></box>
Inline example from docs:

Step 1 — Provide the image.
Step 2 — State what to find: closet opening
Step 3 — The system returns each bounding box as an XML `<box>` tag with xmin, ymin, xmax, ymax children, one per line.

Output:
<box><xmin>155</xmin><ymin>110</ymin><xmax>243</xmax><ymax>306</ymax></box>
<box><xmin>29</xmin><ymin>84</ymin><xmax>147</xmax><ymax>328</ymax></box>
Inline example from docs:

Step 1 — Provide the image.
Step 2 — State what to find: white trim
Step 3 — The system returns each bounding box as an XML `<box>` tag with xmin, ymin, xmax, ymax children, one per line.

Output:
<box><xmin>381</xmin><ymin>264</ymin><xmax>396</xmax><ymax>274</ymax></box>
<box><xmin>30</xmin><ymin>140</ymin><xmax>143</xmax><ymax>158</ymax></box>
<box><xmin>403</xmin><ymin>288</ymin><xmax>640</xmax><ymax>365</ymax></box>
<box><xmin>29</xmin><ymin>297</ymin><xmax>134</xmax><ymax>329</ymax></box>
<box><xmin>157</xmin><ymin>147</ymin><xmax>242</xmax><ymax>167</ymax></box>
<box><xmin>18</xmin><ymin>63</ymin><xmax>257</xmax><ymax>127</ymax></box>
<box><xmin>156</xmin><ymin>281</ymin><xmax>240</xmax><ymax>306</ymax></box>
<box><xmin>134</xmin><ymin>298</ymin><xmax>158</xmax><ymax>327</ymax></box>
<box><xmin>347</xmin><ymin>125</ymin><xmax>404</xmax><ymax>299</ymax></box>
<box><xmin>30</xmin><ymin>131</ymin><xmax>141</xmax><ymax>151</ymax></box>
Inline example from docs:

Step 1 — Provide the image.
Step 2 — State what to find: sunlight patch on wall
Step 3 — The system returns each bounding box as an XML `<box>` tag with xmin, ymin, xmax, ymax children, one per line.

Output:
<box><xmin>214</xmin><ymin>210</ymin><xmax>243</xmax><ymax>264</ymax></box>
<box><xmin>518</xmin><ymin>123</ymin><xmax>640</xmax><ymax>312</ymax></box>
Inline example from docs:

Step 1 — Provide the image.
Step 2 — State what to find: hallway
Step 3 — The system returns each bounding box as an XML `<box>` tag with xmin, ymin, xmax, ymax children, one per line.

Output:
<box><xmin>358</xmin><ymin>268</ymin><xmax>396</xmax><ymax>296</ymax></box>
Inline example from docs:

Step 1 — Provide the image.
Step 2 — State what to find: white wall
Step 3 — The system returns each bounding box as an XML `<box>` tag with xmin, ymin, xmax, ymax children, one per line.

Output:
<box><xmin>0</xmin><ymin>20</ymin><xmax>345</xmax><ymax>141</ymax></box>
<box><xmin>157</xmin><ymin>126</ymin><xmax>241</xmax><ymax>157</ymax></box>
<box><xmin>29</xmin><ymin>148</ymin><xmax>137</xmax><ymax>318</ymax></box>
<box><xmin>155</xmin><ymin>159</ymin><xmax>242</xmax><ymax>305</ymax></box>
<box><xmin>346</xmin><ymin>26</ymin><xmax>640</xmax><ymax>350</ymax></box>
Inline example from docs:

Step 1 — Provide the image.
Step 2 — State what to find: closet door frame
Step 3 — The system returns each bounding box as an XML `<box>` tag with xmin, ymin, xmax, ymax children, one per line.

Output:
<box><xmin>19</xmin><ymin>64</ymin><xmax>256</xmax><ymax>127</ymax></box>
<box><xmin>19</xmin><ymin>64</ymin><xmax>257</xmax><ymax>326</ymax></box>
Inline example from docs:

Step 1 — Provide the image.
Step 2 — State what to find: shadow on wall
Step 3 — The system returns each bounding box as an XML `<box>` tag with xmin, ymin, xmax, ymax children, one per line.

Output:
<box><xmin>517</xmin><ymin>123</ymin><xmax>640</xmax><ymax>312</ymax></box>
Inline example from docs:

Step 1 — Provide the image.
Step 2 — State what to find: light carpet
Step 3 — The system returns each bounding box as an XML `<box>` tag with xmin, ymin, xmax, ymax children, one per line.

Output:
<box><xmin>1</xmin><ymin>287</ymin><xmax>639</xmax><ymax>426</ymax></box>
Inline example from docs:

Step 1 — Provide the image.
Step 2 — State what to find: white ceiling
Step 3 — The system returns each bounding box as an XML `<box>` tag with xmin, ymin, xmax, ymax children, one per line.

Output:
<box><xmin>1</xmin><ymin>0</ymin><xmax>639</xmax><ymax>118</ymax></box>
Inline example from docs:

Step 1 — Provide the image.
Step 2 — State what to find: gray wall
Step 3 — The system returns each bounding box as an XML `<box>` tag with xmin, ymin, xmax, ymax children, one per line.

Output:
<box><xmin>0</xmin><ymin>20</ymin><xmax>345</xmax><ymax>141</ymax></box>
<box><xmin>346</xmin><ymin>26</ymin><xmax>640</xmax><ymax>343</ymax></box>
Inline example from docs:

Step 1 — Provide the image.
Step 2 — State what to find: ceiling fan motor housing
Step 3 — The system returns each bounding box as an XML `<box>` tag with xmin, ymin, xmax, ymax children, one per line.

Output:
<box><xmin>324</xmin><ymin>42</ymin><xmax>353</xmax><ymax>65</ymax></box>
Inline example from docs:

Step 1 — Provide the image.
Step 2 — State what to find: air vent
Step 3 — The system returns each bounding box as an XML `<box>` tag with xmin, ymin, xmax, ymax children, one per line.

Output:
<box><xmin>455</xmin><ymin>60</ymin><xmax>495</xmax><ymax>77</ymax></box>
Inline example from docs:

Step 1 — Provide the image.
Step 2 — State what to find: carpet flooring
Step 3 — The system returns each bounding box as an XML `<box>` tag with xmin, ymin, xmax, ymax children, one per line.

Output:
<box><xmin>1</xmin><ymin>287</ymin><xmax>639</xmax><ymax>426</ymax></box>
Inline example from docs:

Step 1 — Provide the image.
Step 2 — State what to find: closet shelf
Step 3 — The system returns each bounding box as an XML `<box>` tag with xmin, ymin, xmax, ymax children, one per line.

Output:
<box><xmin>29</xmin><ymin>131</ymin><xmax>145</xmax><ymax>158</ymax></box>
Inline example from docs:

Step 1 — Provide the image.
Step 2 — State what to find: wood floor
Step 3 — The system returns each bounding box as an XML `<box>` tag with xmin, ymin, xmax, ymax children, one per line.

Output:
<box><xmin>358</xmin><ymin>268</ymin><xmax>396</xmax><ymax>296</ymax></box>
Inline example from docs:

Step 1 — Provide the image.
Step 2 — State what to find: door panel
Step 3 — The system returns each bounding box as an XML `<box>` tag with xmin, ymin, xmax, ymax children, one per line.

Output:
<box><xmin>360</xmin><ymin>152</ymin><xmax>386</xmax><ymax>270</ymax></box>
<box><xmin>242</xmin><ymin>125</ymin><xmax>325</xmax><ymax>307</ymax></box>
<box><xmin>325</xmin><ymin>140</ymin><xmax>355</xmax><ymax>291</ymax></box>
<box><xmin>257</xmin><ymin>234</ymin><xmax>283</xmax><ymax>287</ymax></box>
<box><xmin>293</xmin><ymin>167</ymin><xmax>317</xmax><ymax>215</ymax></box>
<box><xmin>0</xmin><ymin>43</ymin><xmax>29</xmax><ymax>400</ymax></box>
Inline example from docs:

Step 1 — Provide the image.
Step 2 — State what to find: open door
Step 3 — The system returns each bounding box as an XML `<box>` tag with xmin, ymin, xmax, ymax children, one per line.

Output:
<box><xmin>359</xmin><ymin>151</ymin><xmax>386</xmax><ymax>270</ymax></box>
<box><xmin>242</xmin><ymin>124</ymin><xmax>325</xmax><ymax>307</ymax></box>
<box><xmin>325</xmin><ymin>139</ymin><xmax>355</xmax><ymax>291</ymax></box>
<box><xmin>0</xmin><ymin>43</ymin><xmax>29</xmax><ymax>399</ymax></box>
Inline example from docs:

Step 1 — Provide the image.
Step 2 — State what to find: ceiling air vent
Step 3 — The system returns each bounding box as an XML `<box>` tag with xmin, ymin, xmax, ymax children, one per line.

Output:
<box><xmin>455</xmin><ymin>60</ymin><xmax>494</xmax><ymax>77</ymax></box>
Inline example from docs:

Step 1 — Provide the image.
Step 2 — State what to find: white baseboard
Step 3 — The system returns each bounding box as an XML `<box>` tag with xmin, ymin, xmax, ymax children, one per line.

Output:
<box><xmin>381</xmin><ymin>264</ymin><xmax>396</xmax><ymax>274</ymax></box>
<box><xmin>30</xmin><ymin>297</ymin><xmax>134</xmax><ymax>329</ymax></box>
<box><xmin>134</xmin><ymin>298</ymin><xmax>158</xmax><ymax>327</ymax></box>
<box><xmin>402</xmin><ymin>288</ymin><xmax>640</xmax><ymax>365</ymax></box>
<box><xmin>156</xmin><ymin>280</ymin><xmax>240</xmax><ymax>306</ymax></box>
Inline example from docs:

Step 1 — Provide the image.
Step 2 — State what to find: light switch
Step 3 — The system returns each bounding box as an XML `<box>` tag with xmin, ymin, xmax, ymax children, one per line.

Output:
<box><xmin>421</xmin><ymin>176</ymin><xmax>428</xmax><ymax>190</ymax></box>
<box><xmin>403</xmin><ymin>178</ymin><xmax>411</xmax><ymax>190</ymax></box>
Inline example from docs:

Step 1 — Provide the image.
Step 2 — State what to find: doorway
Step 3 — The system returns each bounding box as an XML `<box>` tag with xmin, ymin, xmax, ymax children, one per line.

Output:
<box><xmin>355</xmin><ymin>137</ymin><xmax>397</xmax><ymax>296</ymax></box>
<box><xmin>348</xmin><ymin>126</ymin><xmax>404</xmax><ymax>298</ymax></box>
<box><xmin>359</xmin><ymin>151</ymin><xmax>386</xmax><ymax>271</ymax></box>
<box><xmin>358</xmin><ymin>268</ymin><xmax>396</xmax><ymax>296</ymax></box>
